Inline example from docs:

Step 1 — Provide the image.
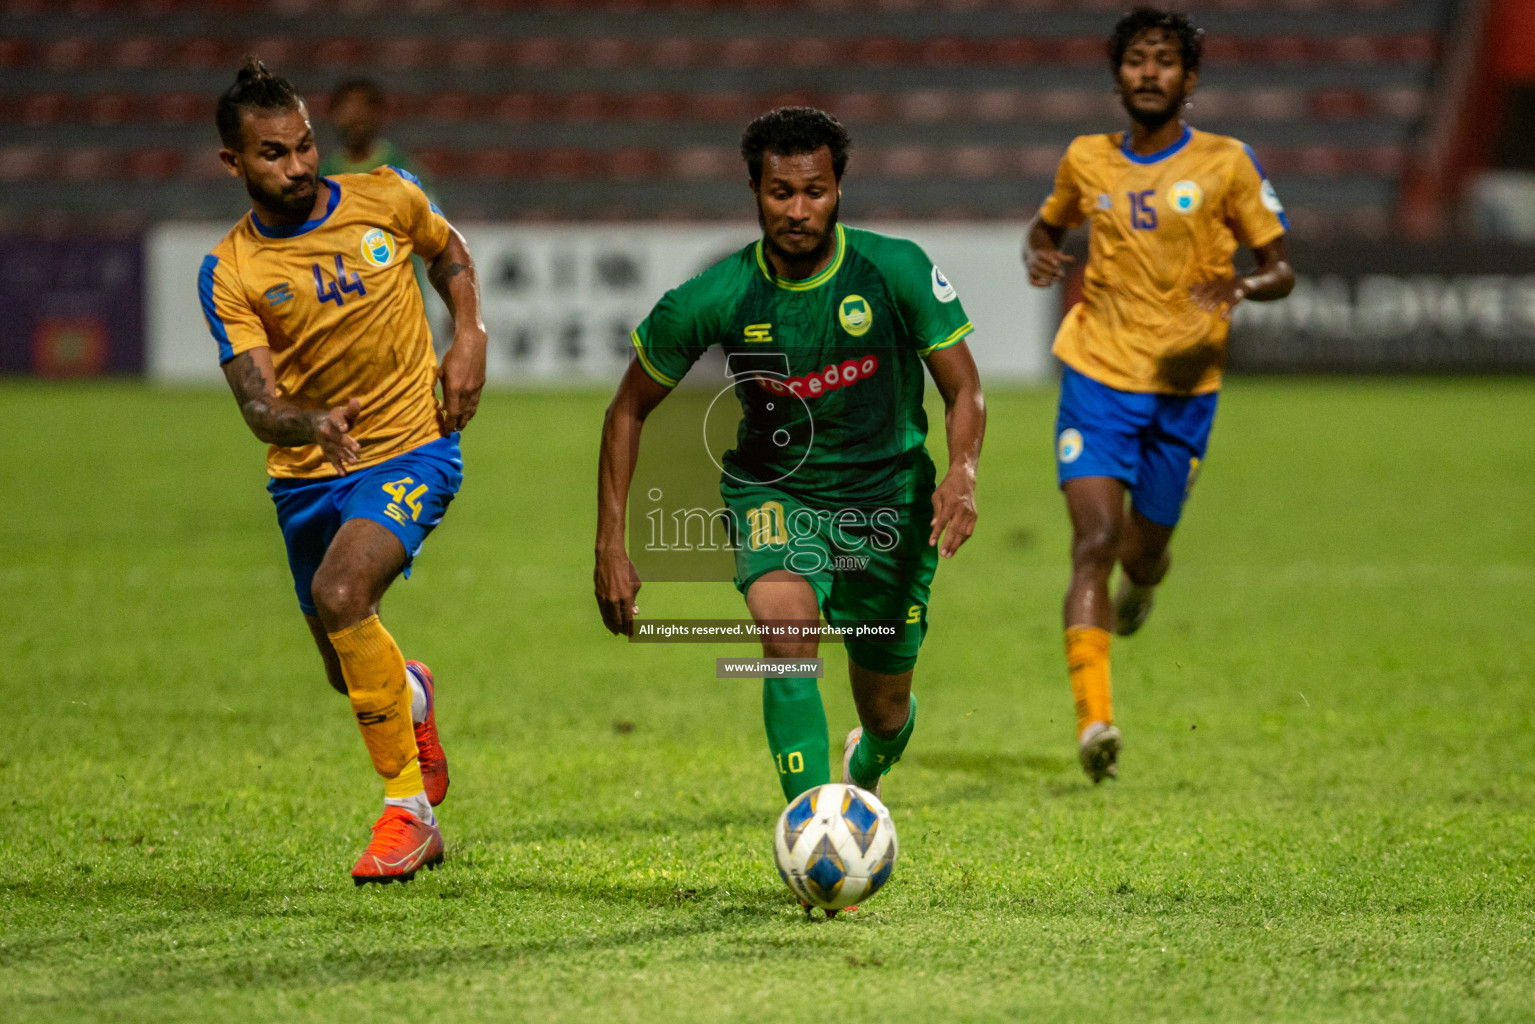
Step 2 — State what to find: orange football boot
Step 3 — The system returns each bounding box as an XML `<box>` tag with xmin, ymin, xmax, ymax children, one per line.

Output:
<box><xmin>406</xmin><ymin>660</ymin><xmax>449</xmax><ymax>806</ymax></box>
<box><xmin>351</xmin><ymin>806</ymin><xmax>443</xmax><ymax>885</ymax></box>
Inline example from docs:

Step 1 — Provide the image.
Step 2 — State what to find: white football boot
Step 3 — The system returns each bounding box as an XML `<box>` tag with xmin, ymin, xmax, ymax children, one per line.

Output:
<box><xmin>1078</xmin><ymin>721</ymin><xmax>1122</xmax><ymax>784</ymax></box>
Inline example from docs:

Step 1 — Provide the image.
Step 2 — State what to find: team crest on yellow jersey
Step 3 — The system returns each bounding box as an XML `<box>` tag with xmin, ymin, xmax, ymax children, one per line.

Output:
<box><xmin>838</xmin><ymin>295</ymin><xmax>872</xmax><ymax>337</ymax></box>
<box><xmin>1169</xmin><ymin>180</ymin><xmax>1203</xmax><ymax>214</ymax></box>
<box><xmin>360</xmin><ymin>228</ymin><xmax>397</xmax><ymax>267</ymax></box>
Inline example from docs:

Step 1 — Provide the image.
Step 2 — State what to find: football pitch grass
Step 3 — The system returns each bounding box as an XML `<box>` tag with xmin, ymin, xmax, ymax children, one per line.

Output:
<box><xmin>2</xmin><ymin>379</ymin><xmax>1532</xmax><ymax>1023</ymax></box>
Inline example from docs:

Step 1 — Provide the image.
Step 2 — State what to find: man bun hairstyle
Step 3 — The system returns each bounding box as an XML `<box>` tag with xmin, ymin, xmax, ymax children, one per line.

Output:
<box><xmin>1108</xmin><ymin>7</ymin><xmax>1203</xmax><ymax>74</ymax></box>
<box><xmin>740</xmin><ymin>107</ymin><xmax>851</xmax><ymax>183</ymax></box>
<box><xmin>216</xmin><ymin>57</ymin><xmax>303</xmax><ymax>148</ymax></box>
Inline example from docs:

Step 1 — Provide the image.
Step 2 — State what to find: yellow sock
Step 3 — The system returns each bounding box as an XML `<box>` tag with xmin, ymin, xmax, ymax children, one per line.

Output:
<box><xmin>1065</xmin><ymin>625</ymin><xmax>1113</xmax><ymax>737</ymax></box>
<box><xmin>327</xmin><ymin>615</ymin><xmax>422</xmax><ymax>798</ymax></box>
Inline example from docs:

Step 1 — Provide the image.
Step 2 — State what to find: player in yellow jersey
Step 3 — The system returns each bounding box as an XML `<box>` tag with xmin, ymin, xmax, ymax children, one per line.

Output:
<box><xmin>1023</xmin><ymin>9</ymin><xmax>1294</xmax><ymax>782</ymax></box>
<box><xmin>199</xmin><ymin>60</ymin><xmax>487</xmax><ymax>881</ymax></box>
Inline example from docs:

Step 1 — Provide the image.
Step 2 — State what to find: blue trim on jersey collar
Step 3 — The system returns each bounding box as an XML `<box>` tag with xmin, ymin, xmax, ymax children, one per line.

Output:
<box><xmin>249</xmin><ymin>179</ymin><xmax>341</xmax><ymax>239</ymax></box>
<box><xmin>1120</xmin><ymin>124</ymin><xmax>1192</xmax><ymax>165</ymax></box>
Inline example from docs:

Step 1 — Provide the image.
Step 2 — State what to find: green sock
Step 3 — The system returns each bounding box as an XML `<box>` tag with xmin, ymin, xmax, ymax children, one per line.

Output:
<box><xmin>849</xmin><ymin>693</ymin><xmax>918</xmax><ymax>790</ymax></box>
<box><xmin>763</xmin><ymin>676</ymin><xmax>830</xmax><ymax>801</ymax></box>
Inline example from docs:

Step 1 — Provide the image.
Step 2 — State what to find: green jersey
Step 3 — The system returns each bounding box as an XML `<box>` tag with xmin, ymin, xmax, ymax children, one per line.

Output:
<box><xmin>632</xmin><ymin>224</ymin><xmax>973</xmax><ymax>506</ymax></box>
<box><xmin>319</xmin><ymin>140</ymin><xmax>423</xmax><ymax>180</ymax></box>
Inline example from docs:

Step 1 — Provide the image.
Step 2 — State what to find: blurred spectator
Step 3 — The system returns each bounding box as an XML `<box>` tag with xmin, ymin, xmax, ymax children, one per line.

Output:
<box><xmin>320</xmin><ymin>78</ymin><xmax>425</xmax><ymax>183</ymax></box>
<box><xmin>321</xmin><ymin>78</ymin><xmax>441</xmax><ymax>334</ymax></box>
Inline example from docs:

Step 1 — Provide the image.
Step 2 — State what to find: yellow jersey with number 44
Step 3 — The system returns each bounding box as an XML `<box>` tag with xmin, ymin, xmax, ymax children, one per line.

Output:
<box><xmin>1039</xmin><ymin>126</ymin><xmax>1287</xmax><ymax>395</ymax></box>
<box><xmin>199</xmin><ymin>165</ymin><xmax>451</xmax><ymax>478</ymax></box>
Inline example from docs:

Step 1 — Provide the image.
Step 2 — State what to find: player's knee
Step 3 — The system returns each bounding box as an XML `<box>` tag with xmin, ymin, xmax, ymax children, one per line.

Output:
<box><xmin>310</xmin><ymin>571</ymin><xmax>371</xmax><ymax>630</ymax></box>
<box><xmin>1071</xmin><ymin>521</ymin><xmax>1121</xmax><ymax>571</ymax></box>
<box><xmin>761</xmin><ymin>638</ymin><xmax>818</xmax><ymax>659</ymax></box>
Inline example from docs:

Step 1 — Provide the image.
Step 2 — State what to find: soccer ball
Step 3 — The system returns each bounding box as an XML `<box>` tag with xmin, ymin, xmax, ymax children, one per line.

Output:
<box><xmin>773</xmin><ymin>783</ymin><xmax>897</xmax><ymax>911</ymax></box>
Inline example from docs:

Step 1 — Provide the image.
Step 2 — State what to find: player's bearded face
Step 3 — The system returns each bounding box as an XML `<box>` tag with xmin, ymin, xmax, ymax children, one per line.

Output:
<box><xmin>234</xmin><ymin>109</ymin><xmax>321</xmax><ymax>219</ymax></box>
<box><xmin>754</xmin><ymin>148</ymin><xmax>841</xmax><ymax>265</ymax></box>
<box><xmin>1117</xmin><ymin>30</ymin><xmax>1195</xmax><ymax>130</ymax></box>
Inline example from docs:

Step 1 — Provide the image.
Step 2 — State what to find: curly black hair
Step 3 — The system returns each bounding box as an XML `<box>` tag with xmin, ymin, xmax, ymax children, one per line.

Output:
<box><xmin>215</xmin><ymin>57</ymin><xmax>303</xmax><ymax>149</ymax></box>
<box><xmin>740</xmin><ymin>107</ymin><xmax>851</xmax><ymax>183</ymax></box>
<box><xmin>1107</xmin><ymin>7</ymin><xmax>1203</xmax><ymax>74</ymax></box>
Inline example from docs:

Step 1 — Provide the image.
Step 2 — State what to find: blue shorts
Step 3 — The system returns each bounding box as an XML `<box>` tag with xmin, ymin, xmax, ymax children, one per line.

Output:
<box><xmin>1054</xmin><ymin>366</ymin><xmax>1217</xmax><ymax>528</ymax></box>
<box><xmin>267</xmin><ymin>434</ymin><xmax>463</xmax><ymax>615</ymax></box>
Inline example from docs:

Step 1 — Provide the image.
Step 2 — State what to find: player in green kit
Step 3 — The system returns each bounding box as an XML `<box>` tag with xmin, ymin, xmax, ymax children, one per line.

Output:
<box><xmin>595</xmin><ymin>108</ymin><xmax>986</xmax><ymax>806</ymax></box>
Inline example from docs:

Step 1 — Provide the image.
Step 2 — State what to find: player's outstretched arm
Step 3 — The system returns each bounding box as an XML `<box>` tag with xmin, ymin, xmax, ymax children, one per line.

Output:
<box><xmin>1189</xmin><ymin>236</ymin><xmax>1295</xmax><ymax>320</ymax></box>
<box><xmin>925</xmin><ymin>340</ymin><xmax>986</xmax><ymax>559</ymax></box>
<box><xmin>595</xmin><ymin>360</ymin><xmax>672</xmax><ymax>636</ymax></box>
<box><xmin>222</xmin><ymin>347</ymin><xmax>359</xmax><ymax>473</ymax></box>
<box><xmin>1023</xmin><ymin>213</ymin><xmax>1074</xmax><ymax>287</ymax></box>
<box><xmin>426</xmin><ymin>225</ymin><xmax>487</xmax><ymax>434</ymax></box>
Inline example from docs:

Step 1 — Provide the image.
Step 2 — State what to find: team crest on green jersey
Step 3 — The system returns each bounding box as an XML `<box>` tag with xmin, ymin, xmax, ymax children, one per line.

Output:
<box><xmin>838</xmin><ymin>295</ymin><xmax>872</xmax><ymax>337</ymax></box>
<box><xmin>360</xmin><ymin>228</ymin><xmax>396</xmax><ymax>267</ymax></box>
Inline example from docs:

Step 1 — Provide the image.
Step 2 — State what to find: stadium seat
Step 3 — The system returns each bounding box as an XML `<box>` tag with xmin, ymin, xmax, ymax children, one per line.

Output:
<box><xmin>312</xmin><ymin>38</ymin><xmax>366</xmax><ymax>67</ymax></box>
<box><xmin>648</xmin><ymin>37</ymin><xmax>698</xmax><ymax>68</ymax></box>
<box><xmin>578</xmin><ymin>38</ymin><xmax>637</xmax><ymax>69</ymax></box>
<box><xmin>0</xmin><ymin>0</ymin><xmax>1455</xmax><ymax>230</ymax></box>
<box><xmin>606</xmin><ymin>147</ymin><xmax>664</xmax><ymax>178</ymax></box>
<box><xmin>176</xmin><ymin>37</ymin><xmax>229</xmax><ymax>69</ymax></box>
<box><xmin>467</xmin><ymin>148</ymin><xmax>535</xmax><ymax>179</ymax></box>
<box><xmin>561</xmin><ymin>91</ymin><xmax>615</xmax><ymax>121</ymax></box>
<box><xmin>108</xmin><ymin>37</ymin><xmax>161</xmax><ymax>70</ymax></box>
<box><xmin>378</xmin><ymin>38</ymin><xmax>436</xmax><ymax>71</ymax></box>
<box><xmin>898</xmin><ymin>90</ymin><xmax>955</xmax><ymax>123</ymax></box>
<box><xmin>43</xmin><ymin>37</ymin><xmax>95</xmax><ymax>71</ymax></box>
<box><xmin>125</xmin><ymin>147</ymin><xmax>183</xmax><ymax>179</ymax></box>
<box><xmin>486</xmin><ymin>93</ymin><xmax>558</xmax><ymax>121</ymax></box>
<box><xmin>538</xmin><ymin>147</ymin><xmax>597</xmax><ymax>178</ymax></box>
<box><xmin>58</xmin><ymin>147</ymin><xmax>114</xmax><ymax>182</ymax></box>
<box><xmin>827</xmin><ymin>91</ymin><xmax>889</xmax><ymax>122</ymax></box>
<box><xmin>628</xmin><ymin>92</ymin><xmax>681</xmax><ymax>121</ymax></box>
<box><xmin>446</xmin><ymin>38</ymin><xmax>501</xmax><ymax>68</ymax></box>
<box><xmin>18</xmin><ymin>93</ymin><xmax>74</xmax><ymax>126</ymax></box>
<box><xmin>0</xmin><ymin>145</ymin><xmax>50</xmax><ymax>182</ymax></box>
<box><xmin>671</xmin><ymin>146</ymin><xmax>734</xmax><ymax>179</ymax></box>
<box><xmin>430</xmin><ymin>92</ymin><xmax>482</xmax><ymax>122</ymax></box>
<box><xmin>510</xmin><ymin>38</ymin><xmax>565</xmax><ymax>69</ymax></box>
<box><xmin>152</xmin><ymin>93</ymin><xmax>204</xmax><ymax>125</ymax></box>
<box><xmin>86</xmin><ymin>94</ymin><xmax>141</xmax><ymax>125</ymax></box>
<box><xmin>687</xmin><ymin>92</ymin><xmax>756</xmax><ymax>123</ymax></box>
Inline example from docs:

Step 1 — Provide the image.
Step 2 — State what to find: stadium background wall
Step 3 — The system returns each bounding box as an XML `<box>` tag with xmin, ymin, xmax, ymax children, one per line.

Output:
<box><xmin>144</xmin><ymin>222</ymin><xmax>1059</xmax><ymax>385</ymax></box>
<box><xmin>4</xmin><ymin>232</ymin><xmax>1535</xmax><ymax>381</ymax></box>
<box><xmin>0</xmin><ymin>235</ymin><xmax>143</xmax><ymax>377</ymax></box>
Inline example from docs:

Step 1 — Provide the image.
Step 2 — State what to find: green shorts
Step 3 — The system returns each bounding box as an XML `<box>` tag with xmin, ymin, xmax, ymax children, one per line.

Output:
<box><xmin>722</xmin><ymin>479</ymin><xmax>938</xmax><ymax>674</ymax></box>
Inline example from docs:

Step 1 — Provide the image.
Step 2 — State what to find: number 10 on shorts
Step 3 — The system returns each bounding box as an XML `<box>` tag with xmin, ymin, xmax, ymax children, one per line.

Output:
<box><xmin>382</xmin><ymin>476</ymin><xmax>429</xmax><ymax>525</ymax></box>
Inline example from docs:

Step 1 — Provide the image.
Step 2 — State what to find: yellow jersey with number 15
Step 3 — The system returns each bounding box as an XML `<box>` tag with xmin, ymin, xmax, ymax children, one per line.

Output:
<box><xmin>1039</xmin><ymin>126</ymin><xmax>1287</xmax><ymax>395</ymax></box>
<box><xmin>198</xmin><ymin>165</ymin><xmax>451</xmax><ymax>479</ymax></box>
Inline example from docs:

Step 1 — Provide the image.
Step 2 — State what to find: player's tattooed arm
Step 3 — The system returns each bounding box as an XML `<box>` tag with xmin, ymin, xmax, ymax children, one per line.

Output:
<box><xmin>427</xmin><ymin>225</ymin><xmax>487</xmax><ymax>434</ymax></box>
<box><xmin>222</xmin><ymin>347</ymin><xmax>360</xmax><ymax>473</ymax></box>
<box><xmin>924</xmin><ymin>341</ymin><xmax>986</xmax><ymax>559</ymax></box>
<box><xmin>1190</xmin><ymin>236</ymin><xmax>1295</xmax><ymax>320</ymax></box>
<box><xmin>1023</xmin><ymin>213</ymin><xmax>1074</xmax><ymax>287</ymax></box>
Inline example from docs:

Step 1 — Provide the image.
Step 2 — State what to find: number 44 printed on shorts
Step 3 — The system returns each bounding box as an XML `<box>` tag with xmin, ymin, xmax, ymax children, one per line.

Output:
<box><xmin>382</xmin><ymin>477</ymin><xmax>428</xmax><ymax>526</ymax></box>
